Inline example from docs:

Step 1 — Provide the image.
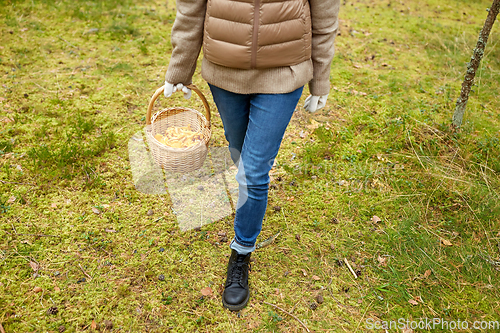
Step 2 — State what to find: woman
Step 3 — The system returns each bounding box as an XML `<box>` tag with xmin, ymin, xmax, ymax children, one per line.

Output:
<box><xmin>165</xmin><ymin>0</ymin><xmax>340</xmax><ymax>311</ymax></box>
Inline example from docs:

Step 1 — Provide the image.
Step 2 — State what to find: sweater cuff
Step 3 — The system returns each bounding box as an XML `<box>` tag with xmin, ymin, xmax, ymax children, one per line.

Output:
<box><xmin>308</xmin><ymin>78</ymin><xmax>330</xmax><ymax>96</ymax></box>
<box><xmin>165</xmin><ymin>59</ymin><xmax>196</xmax><ymax>86</ymax></box>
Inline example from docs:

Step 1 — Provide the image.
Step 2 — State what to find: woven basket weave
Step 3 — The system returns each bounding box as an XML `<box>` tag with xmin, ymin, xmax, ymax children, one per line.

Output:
<box><xmin>145</xmin><ymin>84</ymin><xmax>211</xmax><ymax>173</ymax></box>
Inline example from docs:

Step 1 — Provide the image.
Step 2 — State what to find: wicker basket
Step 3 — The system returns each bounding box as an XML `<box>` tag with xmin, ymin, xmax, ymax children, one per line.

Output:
<box><xmin>145</xmin><ymin>84</ymin><xmax>211</xmax><ymax>173</ymax></box>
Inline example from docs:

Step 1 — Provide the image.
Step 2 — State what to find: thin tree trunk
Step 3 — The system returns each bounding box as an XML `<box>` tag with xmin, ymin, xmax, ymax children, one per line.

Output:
<box><xmin>452</xmin><ymin>0</ymin><xmax>500</xmax><ymax>128</ymax></box>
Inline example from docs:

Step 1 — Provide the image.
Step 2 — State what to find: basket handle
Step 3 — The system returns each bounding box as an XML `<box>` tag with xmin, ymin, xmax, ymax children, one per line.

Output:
<box><xmin>146</xmin><ymin>84</ymin><xmax>211</xmax><ymax>126</ymax></box>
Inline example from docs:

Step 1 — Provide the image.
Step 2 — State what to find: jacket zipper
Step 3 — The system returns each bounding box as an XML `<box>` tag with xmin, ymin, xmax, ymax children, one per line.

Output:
<box><xmin>251</xmin><ymin>0</ymin><xmax>260</xmax><ymax>69</ymax></box>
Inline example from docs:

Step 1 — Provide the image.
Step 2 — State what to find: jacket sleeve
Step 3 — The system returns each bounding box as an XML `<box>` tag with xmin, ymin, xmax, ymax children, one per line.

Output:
<box><xmin>165</xmin><ymin>0</ymin><xmax>206</xmax><ymax>85</ymax></box>
<box><xmin>308</xmin><ymin>0</ymin><xmax>340</xmax><ymax>96</ymax></box>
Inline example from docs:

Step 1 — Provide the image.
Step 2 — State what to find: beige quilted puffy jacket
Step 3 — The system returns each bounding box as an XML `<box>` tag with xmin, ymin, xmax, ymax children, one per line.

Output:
<box><xmin>203</xmin><ymin>0</ymin><xmax>312</xmax><ymax>70</ymax></box>
<box><xmin>165</xmin><ymin>0</ymin><xmax>339</xmax><ymax>95</ymax></box>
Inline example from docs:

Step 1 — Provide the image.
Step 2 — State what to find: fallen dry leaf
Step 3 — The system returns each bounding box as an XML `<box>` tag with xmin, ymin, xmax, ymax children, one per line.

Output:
<box><xmin>306</xmin><ymin>119</ymin><xmax>321</xmax><ymax>130</ymax></box>
<box><xmin>408</xmin><ymin>299</ymin><xmax>418</xmax><ymax>306</ymax></box>
<box><xmin>312</xmin><ymin>275</ymin><xmax>321</xmax><ymax>281</ymax></box>
<box><xmin>29</xmin><ymin>261</ymin><xmax>39</xmax><ymax>272</ymax></box>
<box><xmin>377</xmin><ymin>255</ymin><xmax>388</xmax><ymax>266</ymax></box>
<box><xmin>105</xmin><ymin>229</ymin><xmax>117</xmax><ymax>233</ymax></box>
<box><xmin>372</xmin><ymin>215</ymin><xmax>382</xmax><ymax>223</ymax></box>
<box><xmin>350</xmin><ymin>89</ymin><xmax>368</xmax><ymax>96</ymax></box>
<box><xmin>7</xmin><ymin>196</ymin><xmax>16</xmax><ymax>203</ymax></box>
<box><xmin>423</xmin><ymin>270</ymin><xmax>431</xmax><ymax>278</ymax></box>
<box><xmin>441</xmin><ymin>238</ymin><xmax>453</xmax><ymax>246</ymax></box>
<box><xmin>33</xmin><ymin>286</ymin><xmax>42</xmax><ymax>293</ymax></box>
<box><xmin>247</xmin><ymin>321</ymin><xmax>260</xmax><ymax>329</ymax></box>
<box><xmin>92</xmin><ymin>207</ymin><xmax>101</xmax><ymax>214</ymax></box>
<box><xmin>201</xmin><ymin>287</ymin><xmax>213</xmax><ymax>296</ymax></box>
<box><xmin>91</xmin><ymin>320</ymin><xmax>97</xmax><ymax>330</ymax></box>
<box><xmin>301</xmin><ymin>269</ymin><xmax>307</xmax><ymax>277</ymax></box>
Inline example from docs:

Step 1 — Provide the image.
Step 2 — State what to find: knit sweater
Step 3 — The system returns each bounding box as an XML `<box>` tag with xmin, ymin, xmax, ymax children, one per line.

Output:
<box><xmin>165</xmin><ymin>0</ymin><xmax>340</xmax><ymax>96</ymax></box>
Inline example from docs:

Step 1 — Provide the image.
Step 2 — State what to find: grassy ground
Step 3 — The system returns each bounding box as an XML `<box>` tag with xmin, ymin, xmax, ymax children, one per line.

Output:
<box><xmin>1</xmin><ymin>0</ymin><xmax>499</xmax><ymax>331</ymax></box>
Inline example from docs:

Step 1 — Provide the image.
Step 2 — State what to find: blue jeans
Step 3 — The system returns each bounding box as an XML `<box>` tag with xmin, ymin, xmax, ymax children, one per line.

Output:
<box><xmin>209</xmin><ymin>84</ymin><xmax>303</xmax><ymax>255</ymax></box>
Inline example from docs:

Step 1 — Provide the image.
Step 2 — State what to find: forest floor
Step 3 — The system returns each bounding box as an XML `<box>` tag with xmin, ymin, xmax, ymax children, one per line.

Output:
<box><xmin>1</xmin><ymin>0</ymin><xmax>500</xmax><ymax>331</ymax></box>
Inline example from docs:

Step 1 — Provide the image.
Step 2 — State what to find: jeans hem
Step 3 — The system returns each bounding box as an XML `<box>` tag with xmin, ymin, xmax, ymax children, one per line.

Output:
<box><xmin>233</xmin><ymin>237</ymin><xmax>254</xmax><ymax>248</ymax></box>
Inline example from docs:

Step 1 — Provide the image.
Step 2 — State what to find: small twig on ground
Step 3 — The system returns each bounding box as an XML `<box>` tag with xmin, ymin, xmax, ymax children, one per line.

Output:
<box><xmin>480</xmin><ymin>254</ymin><xmax>500</xmax><ymax>266</ymax></box>
<box><xmin>344</xmin><ymin>258</ymin><xmax>358</xmax><ymax>279</ymax></box>
<box><xmin>326</xmin><ymin>276</ymin><xmax>348</xmax><ymax>310</ymax></box>
<box><xmin>33</xmin><ymin>83</ymin><xmax>59</xmax><ymax>93</ymax></box>
<box><xmin>0</xmin><ymin>322</ymin><xmax>6</xmax><ymax>333</ymax></box>
<box><xmin>57</xmin><ymin>35</ymin><xmax>78</xmax><ymax>49</ymax></box>
<box><xmin>289</xmin><ymin>298</ymin><xmax>302</xmax><ymax>314</ymax></box>
<box><xmin>40</xmin><ymin>289</ymin><xmax>45</xmax><ymax>307</ymax></box>
<box><xmin>330</xmin><ymin>292</ymin><xmax>348</xmax><ymax>310</ymax></box>
<box><xmin>12</xmin><ymin>249</ymin><xmax>37</xmax><ymax>265</ymax></box>
<box><xmin>263</xmin><ymin>301</ymin><xmax>310</xmax><ymax>333</ymax></box>
<box><xmin>78</xmin><ymin>264</ymin><xmax>92</xmax><ymax>281</ymax></box>
<box><xmin>90</xmin><ymin>245</ymin><xmax>112</xmax><ymax>257</ymax></box>
<box><xmin>13</xmin><ymin>233</ymin><xmax>61</xmax><ymax>238</ymax></box>
<box><xmin>0</xmin><ymin>249</ymin><xmax>7</xmax><ymax>262</ymax></box>
<box><xmin>0</xmin><ymin>179</ymin><xmax>36</xmax><ymax>186</ymax></box>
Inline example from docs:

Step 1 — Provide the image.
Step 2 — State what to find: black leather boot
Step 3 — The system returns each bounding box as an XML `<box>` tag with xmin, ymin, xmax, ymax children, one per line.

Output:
<box><xmin>222</xmin><ymin>249</ymin><xmax>251</xmax><ymax>311</ymax></box>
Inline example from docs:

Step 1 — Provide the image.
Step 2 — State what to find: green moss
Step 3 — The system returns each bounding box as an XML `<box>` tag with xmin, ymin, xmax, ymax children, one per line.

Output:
<box><xmin>0</xmin><ymin>0</ymin><xmax>499</xmax><ymax>331</ymax></box>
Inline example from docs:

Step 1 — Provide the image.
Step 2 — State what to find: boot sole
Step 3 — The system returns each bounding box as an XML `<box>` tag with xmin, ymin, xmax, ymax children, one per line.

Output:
<box><xmin>222</xmin><ymin>291</ymin><xmax>250</xmax><ymax>311</ymax></box>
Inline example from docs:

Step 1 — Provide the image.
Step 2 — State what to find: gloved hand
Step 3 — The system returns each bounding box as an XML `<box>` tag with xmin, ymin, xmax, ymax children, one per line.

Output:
<box><xmin>304</xmin><ymin>94</ymin><xmax>328</xmax><ymax>113</ymax></box>
<box><xmin>164</xmin><ymin>81</ymin><xmax>192</xmax><ymax>99</ymax></box>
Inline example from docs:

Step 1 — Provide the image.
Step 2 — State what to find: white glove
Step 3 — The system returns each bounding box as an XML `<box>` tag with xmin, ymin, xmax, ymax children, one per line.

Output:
<box><xmin>304</xmin><ymin>94</ymin><xmax>328</xmax><ymax>112</ymax></box>
<box><xmin>164</xmin><ymin>81</ymin><xmax>192</xmax><ymax>99</ymax></box>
